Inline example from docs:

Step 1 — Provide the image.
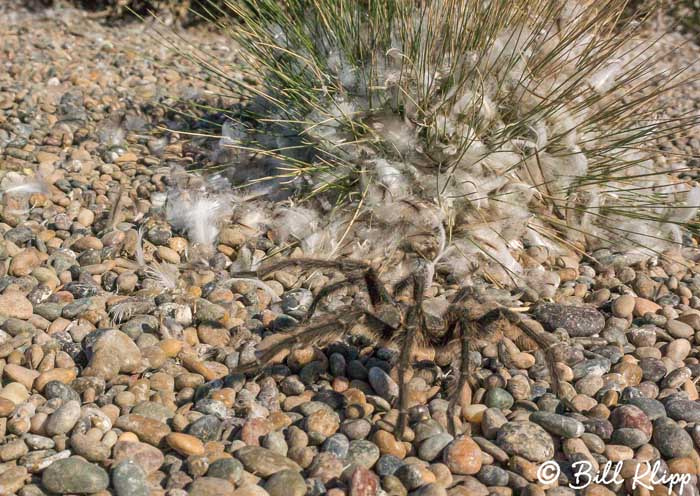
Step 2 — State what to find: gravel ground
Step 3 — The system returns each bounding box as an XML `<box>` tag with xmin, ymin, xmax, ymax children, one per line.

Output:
<box><xmin>1</xmin><ymin>2</ymin><xmax>700</xmax><ymax>496</ymax></box>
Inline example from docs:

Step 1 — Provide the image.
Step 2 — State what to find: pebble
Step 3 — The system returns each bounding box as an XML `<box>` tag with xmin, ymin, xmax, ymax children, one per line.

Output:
<box><xmin>349</xmin><ymin>465</ymin><xmax>379</xmax><ymax>496</ymax></box>
<box><xmin>44</xmin><ymin>399</ymin><xmax>81</xmax><ymax>436</ymax></box>
<box><xmin>530</xmin><ymin>412</ymin><xmax>585</xmax><ymax>438</ymax></box>
<box><xmin>264</xmin><ymin>469</ymin><xmax>307</xmax><ymax>496</ymax></box>
<box><xmin>376</xmin><ymin>454</ymin><xmax>404</xmax><ymax>477</ymax></box>
<box><xmin>611</xmin><ymin>295</ymin><xmax>635</xmax><ymax>318</ymax></box>
<box><xmin>42</xmin><ymin>457</ymin><xmax>109</xmax><ymax>494</ymax></box>
<box><xmin>236</xmin><ymin>446</ymin><xmax>302</xmax><ymax>477</ymax></box>
<box><xmin>652</xmin><ymin>417</ymin><xmax>695</xmax><ymax>458</ymax></box>
<box><xmin>496</xmin><ymin>422</ymin><xmax>554</xmax><ymax>462</ymax></box>
<box><xmin>533</xmin><ymin>303</ymin><xmax>605</xmax><ymax>337</ymax></box>
<box><xmin>207</xmin><ymin>458</ymin><xmax>244</xmax><ymax>484</ymax></box>
<box><xmin>346</xmin><ymin>440</ymin><xmax>381</xmax><ymax>468</ymax></box>
<box><xmin>112</xmin><ymin>441</ymin><xmax>165</xmax><ymax>474</ymax></box>
<box><xmin>666</xmin><ymin>399</ymin><xmax>700</xmax><ymax>422</ymax></box>
<box><xmin>112</xmin><ymin>459</ymin><xmax>149</xmax><ymax>496</ymax></box>
<box><xmin>167</xmin><ymin>432</ymin><xmax>205</xmax><ymax>456</ymax></box>
<box><xmin>114</xmin><ymin>414</ymin><xmax>171</xmax><ymax>446</ymax></box>
<box><xmin>443</xmin><ymin>436</ymin><xmax>483</xmax><ymax>475</ymax></box>
<box><xmin>368</xmin><ymin>367</ymin><xmax>399</xmax><ymax>399</ymax></box>
<box><xmin>188</xmin><ymin>477</ymin><xmax>235</xmax><ymax>496</ymax></box>
<box><xmin>418</xmin><ymin>433</ymin><xmax>454</xmax><ymax>461</ymax></box>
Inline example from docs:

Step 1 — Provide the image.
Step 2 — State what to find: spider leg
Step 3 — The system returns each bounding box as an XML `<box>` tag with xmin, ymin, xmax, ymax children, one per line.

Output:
<box><xmin>255</xmin><ymin>258</ymin><xmax>370</xmax><ymax>278</ymax></box>
<box><xmin>304</xmin><ymin>278</ymin><xmax>358</xmax><ymax>321</ymax></box>
<box><xmin>496</xmin><ymin>309</ymin><xmax>562</xmax><ymax>395</ymax></box>
<box><xmin>234</xmin><ymin>308</ymin><xmax>364</xmax><ymax>375</ymax></box>
<box><xmin>395</xmin><ymin>272</ymin><xmax>427</xmax><ymax>440</ymax></box>
<box><xmin>392</xmin><ymin>273</ymin><xmax>414</xmax><ymax>297</ymax></box>
<box><xmin>447</xmin><ymin>316</ymin><xmax>474</xmax><ymax>436</ymax></box>
<box><xmin>516</xmin><ymin>316</ymin><xmax>562</xmax><ymax>396</ymax></box>
<box><xmin>234</xmin><ymin>306</ymin><xmax>399</xmax><ymax>375</ymax></box>
<box><xmin>451</xmin><ymin>285</ymin><xmax>479</xmax><ymax>304</ymax></box>
<box><xmin>362</xmin><ymin>267</ymin><xmax>394</xmax><ymax>307</ymax></box>
<box><xmin>305</xmin><ymin>265</ymin><xmax>395</xmax><ymax>323</ymax></box>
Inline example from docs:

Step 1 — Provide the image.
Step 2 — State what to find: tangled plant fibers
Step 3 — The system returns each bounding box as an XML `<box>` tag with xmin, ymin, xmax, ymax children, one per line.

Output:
<box><xmin>162</xmin><ymin>0</ymin><xmax>699</xmax><ymax>289</ymax></box>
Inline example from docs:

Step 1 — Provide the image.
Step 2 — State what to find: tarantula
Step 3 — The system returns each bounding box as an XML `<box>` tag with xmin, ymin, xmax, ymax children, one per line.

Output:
<box><xmin>233</xmin><ymin>257</ymin><xmax>562</xmax><ymax>439</ymax></box>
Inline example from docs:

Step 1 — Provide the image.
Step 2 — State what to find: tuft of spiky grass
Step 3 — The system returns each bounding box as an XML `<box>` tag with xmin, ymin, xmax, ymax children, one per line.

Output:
<box><xmin>161</xmin><ymin>0</ymin><xmax>699</xmax><ymax>285</ymax></box>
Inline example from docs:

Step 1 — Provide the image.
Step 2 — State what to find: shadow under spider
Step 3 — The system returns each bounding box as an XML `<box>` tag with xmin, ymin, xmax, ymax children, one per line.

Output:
<box><xmin>233</xmin><ymin>257</ymin><xmax>563</xmax><ymax>440</ymax></box>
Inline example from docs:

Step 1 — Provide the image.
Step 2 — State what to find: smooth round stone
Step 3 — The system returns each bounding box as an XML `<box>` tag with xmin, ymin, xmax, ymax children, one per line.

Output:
<box><xmin>580</xmin><ymin>433</ymin><xmax>605</xmax><ymax>455</ymax></box>
<box><xmin>329</xmin><ymin>353</ymin><xmax>346</xmax><ymax>376</ymax></box>
<box><xmin>43</xmin><ymin>381</ymin><xmax>80</xmax><ymax>403</ymax></box>
<box><xmin>347</xmin><ymin>360</ymin><xmax>368</xmax><ymax>380</ymax></box>
<box><xmin>322</xmin><ymin>434</ymin><xmax>350</xmax><ymax>459</ymax></box>
<box><xmin>382</xmin><ymin>475</ymin><xmax>408</xmax><ymax>496</ymax></box>
<box><xmin>623</xmin><ymin>397</ymin><xmax>666</xmax><ymax>421</ymax></box>
<box><xmin>42</xmin><ymin>457</ymin><xmax>109</xmax><ymax>494</ymax></box>
<box><xmin>496</xmin><ymin>421</ymin><xmax>554</xmax><ymax>463</ymax></box>
<box><xmin>207</xmin><ymin>458</ymin><xmax>243</xmax><ymax>484</ymax></box>
<box><xmin>612</xmin><ymin>295</ymin><xmax>635</xmax><ymax>318</ymax></box>
<box><xmin>262</xmin><ymin>431</ymin><xmax>288</xmax><ymax>456</ymax></box>
<box><xmin>477</xmin><ymin>465</ymin><xmax>509</xmax><ymax>486</ymax></box>
<box><xmin>341</xmin><ymin>419</ymin><xmax>371</xmax><ymax>440</ymax></box>
<box><xmin>610</xmin><ymin>428</ymin><xmax>649</xmax><ymax>449</ymax></box>
<box><xmin>652</xmin><ymin>417</ymin><xmax>694</xmax><ymax>458</ymax></box>
<box><xmin>395</xmin><ymin>464</ymin><xmax>430</xmax><ymax>490</ymax></box>
<box><xmin>572</xmin><ymin>358</ymin><xmax>611</xmax><ymax>380</ymax></box>
<box><xmin>194</xmin><ymin>398</ymin><xmax>227</xmax><ymax>418</ymax></box>
<box><xmin>666</xmin><ymin>320</ymin><xmax>694</xmax><ymax>339</ymax></box>
<box><xmin>131</xmin><ymin>401</ymin><xmax>174</xmax><ymax>423</ymax></box>
<box><xmin>346</xmin><ymin>440</ymin><xmax>380</xmax><ymax>468</ymax></box>
<box><xmin>665</xmin><ymin>399</ymin><xmax>700</xmax><ymax>423</ymax></box>
<box><xmin>412</xmin><ymin>483</ymin><xmax>447</xmax><ymax>496</ymax></box>
<box><xmin>666</xmin><ymin>339</ymin><xmax>691</xmax><ymax>362</ymax></box>
<box><xmin>418</xmin><ymin>433</ymin><xmax>454</xmax><ymax>462</ymax></box>
<box><xmin>112</xmin><ymin>441</ymin><xmax>164</xmax><ymax>474</ymax></box>
<box><xmin>639</xmin><ymin>357</ymin><xmax>667</xmax><ymax>382</ymax></box>
<box><xmin>376</xmin><ymin>454</ymin><xmax>404</xmax><ymax>477</ymax></box>
<box><xmin>187</xmin><ymin>415</ymin><xmax>222</xmax><ymax>442</ymax></box>
<box><xmin>660</xmin><ymin>367</ymin><xmax>691</xmax><ymax>389</ymax></box>
<box><xmin>305</xmin><ymin>408</ymin><xmax>340</xmax><ymax>442</ymax></box>
<box><xmin>372</xmin><ymin>430</ymin><xmax>406</xmax><ymax>459</ymax></box>
<box><xmin>575</xmin><ymin>375</ymin><xmax>604</xmax><ymax>396</ymax></box>
<box><xmin>235</xmin><ymin>446</ymin><xmax>302</xmax><ymax>477</ymax></box>
<box><xmin>368</xmin><ymin>367</ymin><xmax>399</xmax><ymax>399</ymax></box>
<box><xmin>484</xmin><ymin>388</ymin><xmax>514</xmax><ymax>410</ymax></box>
<box><xmin>45</xmin><ymin>400</ymin><xmax>81</xmax><ymax>436</ymax></box>
<box><xmin>112</xmin><ymin>459</ymin><xmax>149</xmax><ymax>496</ymax></box>
<box><xmin>264</xmin><ymin>469</ymin><xmax>306</xmax><ymax>496</ymax></box>
<box><xmin>23</xmin><ymin>435</ymin><xmax>54</xmax><ymax>450</ymax></box>
<box><xmin>300</xmin><ymin>361</ymin><xmax>326</xmax><ymax>385</ymax></box>
<box><xmin>188</xmin><ymin>477</ymin><xmax>234</xmax><ymax>496</ymax></box>
<box><xmin>443</xmin><ymin>436</ymin><xmax>483</xmax><ymax>475</ymax></box>
<box><xmin>413</xmin><ymin>420</ymin><xmax>445</xmax><ymax>443</ymax></box>
<box><xmin>0</xmin><ymin>382</ymin><xmax>30</xmax><ymax>405</ymax></box>
<box><xmin>307</xmin><ymin>452</ymin><xmax>343</xmax><ymax>484</ymax></box>
<box><xmin>314</xmin><ymin>389</ymin><xmax>346</xmax><ymax>410</ymax></box>
<box><xmin>533</xmin><ymin>303</ymin><xmax>605</xmax><ymax>337</ymax></box>
<box><xmin>609</xmin><ymin>405</ymin><xmax>652</xmax><ymax>438</ymax></box>
<box><xmin>529</xmin><ymin>412</ymin><xmax>584</xmax><ymax>438</ymax></box>
<box><xmin>166</xmin><ymin>433</ymin><xmax>205</xmax><ymax>456</ymax></box>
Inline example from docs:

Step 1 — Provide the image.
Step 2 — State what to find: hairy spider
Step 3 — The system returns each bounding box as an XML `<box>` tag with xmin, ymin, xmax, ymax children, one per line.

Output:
<box><xmin>233</xmin><ymin>257</ymin><xmax>562</xmax><ymax>440</ymax></box>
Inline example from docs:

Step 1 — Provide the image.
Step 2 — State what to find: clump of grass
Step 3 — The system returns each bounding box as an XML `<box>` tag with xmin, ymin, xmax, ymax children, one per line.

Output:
<box><xmin>164</xmin><ymin>0</ymin><xmax>699</xmax><ymax>285</ymax></box>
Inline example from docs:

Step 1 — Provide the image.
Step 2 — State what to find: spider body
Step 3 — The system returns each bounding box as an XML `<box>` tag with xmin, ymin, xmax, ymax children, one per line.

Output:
<box><xmin>234</xmin><ymin>257</ymin><xmax>562</xmax><ymax>439</ymax></box>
